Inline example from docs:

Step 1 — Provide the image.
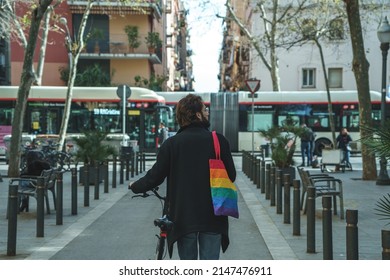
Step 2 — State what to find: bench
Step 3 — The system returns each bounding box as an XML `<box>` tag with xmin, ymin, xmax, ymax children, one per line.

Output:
<box><xmin>297</xmin><ymin>167</ymin><xmax>344</xmax><ymax>219</ymax></box>
<box><xmin>9</xmin><ymin>168</ymin><xmax>57</xmax><ymax>214</ymax></box>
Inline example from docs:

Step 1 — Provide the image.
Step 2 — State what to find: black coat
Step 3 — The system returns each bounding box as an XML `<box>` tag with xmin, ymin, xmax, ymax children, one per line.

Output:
<box><xmin>131</xmin><ymin>123</ymin><xmax>236</xmax><ymax>257</ymax></box>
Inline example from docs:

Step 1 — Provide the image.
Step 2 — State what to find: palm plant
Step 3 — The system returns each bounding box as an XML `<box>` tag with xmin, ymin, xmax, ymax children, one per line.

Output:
<box><xmin>360</xmin><ymin>123</ymin><xmax>390</xmax><ymax>224</ymax></box>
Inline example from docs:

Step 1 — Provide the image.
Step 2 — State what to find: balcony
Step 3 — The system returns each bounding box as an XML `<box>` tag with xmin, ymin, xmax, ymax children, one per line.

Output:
<box><xmin>80</xmin><ymin>33</ymin><xmax>162</xmax><ymax>64</ymax></box>
<box><xmin>68</xmin><ymin>0</ymin><xmax>162</xmax><ymax>19</ymax></box>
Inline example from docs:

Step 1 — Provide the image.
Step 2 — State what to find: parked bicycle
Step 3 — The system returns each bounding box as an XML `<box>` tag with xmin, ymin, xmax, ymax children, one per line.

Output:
<box><xmin>40</xmin><ymin>141</ymin><xmax>74</xmax><ymax>171</ymax></box>
<box><xmin>131</xmin><ymin>187</ymin><xmax>173</xmax><ymax>260</ymax></box>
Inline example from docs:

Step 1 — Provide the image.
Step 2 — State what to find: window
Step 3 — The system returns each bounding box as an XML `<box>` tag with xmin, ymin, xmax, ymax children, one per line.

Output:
<box><xmin>328</xmin><ymin>68</ymin><xmax>343</xmax><ymax>88</ymax></box>
<box><xmin>302</xmin><ymin>68</ymin><xmax>316</xmax><ymax>88</ymax></box>
<box><xmin>328</xmin><ymin>19</ymin><xmax>344</xmax><ymax>40</ymax></box>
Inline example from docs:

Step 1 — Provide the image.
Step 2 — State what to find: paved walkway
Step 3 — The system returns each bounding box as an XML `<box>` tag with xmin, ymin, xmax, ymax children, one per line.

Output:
<box><xmin>0</xmin><ymin>156</ymin><xmax>388</xmax><ymax>260</ymax></box>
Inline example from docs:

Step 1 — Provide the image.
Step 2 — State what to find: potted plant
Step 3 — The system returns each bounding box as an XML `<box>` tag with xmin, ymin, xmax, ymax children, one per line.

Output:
<box><xmin>145</xmin><ymin>31</ymin><xmax>162</xmax><ymax>53</ymax></box>
<box><xmin>73</xmin><ymin>130</ymin><xmax>117</xmax><ymax>184</ymax></box>
<box><xmin>124</xmin><ymin>25</ymin><xmax>141</xmax><ymax>52</ymax></box>
<box><xmin>259</xmin><ymin>120</ymin><xmax>305</xmax><ymax>183</ymax></box>
<box><xmin>90</xmin><ymin>28</ymin><xmax>104</xmax><ymax>53</ymax></box>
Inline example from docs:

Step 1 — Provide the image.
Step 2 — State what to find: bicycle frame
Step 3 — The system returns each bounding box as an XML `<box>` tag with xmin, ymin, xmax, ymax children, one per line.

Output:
<box><xmin>132</xmin><ymin>187</ymin><xmax>173</xmax><ymax>260</ymax></box>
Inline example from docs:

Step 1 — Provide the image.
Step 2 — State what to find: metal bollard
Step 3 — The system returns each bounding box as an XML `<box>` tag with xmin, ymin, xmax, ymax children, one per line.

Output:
<box><xmin>84</xmin><ymin>164</ymin><xmax>90</xmax><ymax>207</ymax></box>
<box><xmin>135</xmin><ymin>152</ymin><xmax>139</xmax><ymax>175</ymax></box>
<box><xmin>56</xmin><ymin>171</ymin><xmax>63</xmax><ymax>225</ymax></box>
<box><xmin>255</xmin><ymin>159</ymin><xmax>260</xmax><ymax>188</ymax></box>
<box><xmin>112</xmin><ymin>157</ymin><xmax>117</xmax><ymax>188</ymax></box>
<box><xmin>346</xmin><ymin>209</ymin><xmax>359</xmax><ymax>260</ymax></box>
<box><xmin>142</xmin><ymin>152</ymin><xmax>146</xmax><ymax>172</ymax></box>
<box><xmin>382</xmin><ymin>229</ymin><xmax>390</xmax><ymax>260</ymax></box>
<box><xmin>260</xmin><ymin>161</ymin><xmax>265</xmax><ymax>194</ymax></box>
<box><xmin>7</xmin><ymin>184</ymin><xmax>18</xmax><ymax>256</ymax></box>
<box><xmin>120</xmin><ymin>159</ymin><xmax>124</xmax><ymax>184</ymax></box>
<box><xmin>71</xmin><ymin>168</ymin><xmax>77</xmax><ymax>215</ymax></box>
<box><xmin>126</xmin><ymin>159</ymin><xmax>130</xmax><ymax>181</ymax></box>
<box><xmin>276</xmin><ymin>169</ymin><xmax>283</xmax><ymax>214</ymax></box>
<box><xmin>265</xmin><ymin>163</ymin><xmax>271</xmax><ymax>199</ymax></box>
<box><xmin>306</xmin><ymin>187</ymin><xmax>316</xmax><ymax>253</ymax></box>
<box><xmin>283</xmin><ymin>174</ymin><xmax>291</xmax><ymax>224</ymax></box>
<box><xmin>292</xmin><ymin>179</ymin><xmax>301</xmax><ymax>236</ymax></box>
<box><xmin>322</xmin><ymin>196</ymin><xmax>333</xmax><ymax>260</ymax></box>
<box><xmin>104</xmin><ymin>161</ymin><xmax>109</xmax><ymax>193</ymax></box>
<box><xmin>36</xmin><ymin>176</ymin><xmax>45</xmax><ymax>237</ymax></box>
<box><xmin>270</xmin><ymin>166</ymin><xmax>276</xmax><ymax>206</ymax></box>
<box><xmin>94</xmin><ymin>165</ymin><xmax>100</xmax><ymax>200</ymax></box>
<box><xmin>131</xmin><ymin>152</ymin><xmax>135</xmax><ymax>178</ymax></box>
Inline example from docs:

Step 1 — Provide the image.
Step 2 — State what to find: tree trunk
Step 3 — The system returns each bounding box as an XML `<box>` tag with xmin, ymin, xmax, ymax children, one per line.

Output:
<box><xmin>8</xmin><ymin>0</ymin><xmax>53</xmax><ymax>177</ymax></box>
<box><xmin>344</xmin><ymin>0</ymin><xmax>376</xmax><ymax>180</ymax></box>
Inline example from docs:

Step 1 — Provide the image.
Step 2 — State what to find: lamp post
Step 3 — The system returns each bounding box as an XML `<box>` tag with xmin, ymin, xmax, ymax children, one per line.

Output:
<box><xmin>59</xmin><ymin>17</ymin><xmax>73</xmax><ymax>69</ymax></box>
<box><xmin>376</xmin><ymin>16</ymin><xmax>390</xmax><ymax>185</ymax></box>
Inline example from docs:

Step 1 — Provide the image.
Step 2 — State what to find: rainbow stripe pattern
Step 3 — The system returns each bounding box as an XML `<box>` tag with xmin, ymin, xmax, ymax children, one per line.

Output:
<box><xmin>209</xmin><ymin>131</ymin><xmax>239</xmax><ymax>218</ymax></box>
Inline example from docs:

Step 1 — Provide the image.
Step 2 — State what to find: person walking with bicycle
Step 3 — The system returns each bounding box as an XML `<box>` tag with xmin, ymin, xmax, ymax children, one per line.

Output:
<box><xmin>336</xmin><ymin>127</ymin><xmax>352</xmax><ymax>167</ymax></box>
<box><xmin>129</xmin><ymin>94</ymin><xmax>236</xmax><ymax>260</ymax></box>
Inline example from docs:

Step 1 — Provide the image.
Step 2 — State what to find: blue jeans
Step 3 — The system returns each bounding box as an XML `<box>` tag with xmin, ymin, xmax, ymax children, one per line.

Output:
<box><xmin>177</xmin><ymin>232</ymin><xmax>221</xmax><ymax>260</ymax></box>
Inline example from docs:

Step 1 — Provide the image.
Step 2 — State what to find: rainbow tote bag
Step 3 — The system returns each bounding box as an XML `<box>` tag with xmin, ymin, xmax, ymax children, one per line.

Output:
<box><xmin>209</xmin><ymin>131</ymin><xmax>239</xmax><ymax>218</ymax></box>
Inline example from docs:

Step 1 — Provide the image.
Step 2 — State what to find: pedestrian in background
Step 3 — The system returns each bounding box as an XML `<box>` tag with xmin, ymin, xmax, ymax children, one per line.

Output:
<box><xmin>129</xmin><ymin>94</ymin><xmax>236</xmax><ymax>260</ymax></box>
<box><xmin>336</xmin><ymin>127</ymin><xmax>352</xmax><ymax>166</ymax></box>
<box><xmin>299</xmin><ymin>124</ymin><xmax>314</xmax><ymax>167</ymax></box>
<box><xmin>158</xmin><ymin>122</ymin><xmax>168</xmax><ymax>146</ymax></box>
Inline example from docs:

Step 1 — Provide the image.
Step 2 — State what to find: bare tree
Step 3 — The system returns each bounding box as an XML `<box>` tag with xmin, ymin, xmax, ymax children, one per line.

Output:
<box><xmin>7</xmin><ymin>0</ymin><xmax>54</xmax><ymax>177</ymax></box>
<box><xmin>344</xmin><ymin>0</ymin><xmax>377</xmax><ymax>180</ymax></box>
<box><xmin>56</xmin><ymin>0</ymin><xmax>95</xmax><ymax>150</ymax></box>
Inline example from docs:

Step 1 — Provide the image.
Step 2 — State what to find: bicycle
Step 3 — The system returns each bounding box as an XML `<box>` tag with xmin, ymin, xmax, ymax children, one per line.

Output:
<box><xmin>131</xmin><ymin>187</ymin><xmax>173</xmax><ymax>260</ymax></box>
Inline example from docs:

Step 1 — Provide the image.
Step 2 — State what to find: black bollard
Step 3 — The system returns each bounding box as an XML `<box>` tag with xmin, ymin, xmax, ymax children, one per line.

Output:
<box><xmin>254</xmin><ymin>159</ymin><xmax>260</xmax><ymax>188</ymax></box>
<box><xmin>112</xmin><ymin>157</ymin><xmax>117</xmax><ymax>188</ymax></box>
<box><xmin>56</xmin><ymin>171</ymin><xmax>63</xmax><ymax>225</ymax></box>
<box><xmin>283</xmin><ymin>174</ymin><xmax>291</xmax><ymax>224</ymax></box>
<box><xmin>7</xmin><ymin>184</ymin><xmax>18</xmax><ymax>256</ymax></box>
<box><xmin>276</xmin><ymin>169</ymin><xmax>283</xmax><ymax>214</ymax></box>
<box><xmin>135</xmin><ymin>152</ymin><xmax>139</xmax><ymax>176</ymax></box>
<box><xmin>84</xmin><ymin>164</ymin><xmax>90</xmax><ymax>207</ymax></box>
<box><xmin>270</xmin><ymin>166</ymin><xmax>276</xmax><ymax>206</ymax></box>
<box><xmin>292</xmin><ymin>179</ymin><xmax>301</xmax><ymax>236</ymax></box>
<box><xmin>36</xmin><ymin>176</ymin><xmax>45</xmax><ymax>238</ymax></box>
<box><xmin>306</xmin><ymin>187</ymin><xmax>316</xmax><ymax>253</ymax></box>
<box><xmin>104</xmin><ymin>161</ymin><xmax>109</xmax><ymax>193</ymax></box>
<box><xmin>322</xmin><ymin>196</ymin><xmax>333</xmax><ymax>260</ymax></box>
<box><xmin>382</xmin><ymin>229</ymin><xmax>390</xmax><ymax>260</ymax></box>
<box><xmin>260</xmin><ymin>160</ymin><xmax>265</xmax><ymax>194</ymax></box>
<box><xmin>346</xmin><ymin>209</ymin><xmax>359</xmax><ymax>260</ymax></box>
<box><xmin>131</xmin><ymin>151</ymin><xmax>135</xmax><ymax>178</ymax></box>
<box><xmin>265</xmin><ymin>163</ymin><xmax>271</xmax><ymax>200</ymax></box>
<box><xmin>142</xmin><ymin>152</ymin><xmax>146</xmax><ymax>172</ymax></box>
<box><xmin>126</xmin><ymin>158</ymin><xmax>130</xmax><ymax>181</ymax></box>
<box><xmin>120</xmin><ymin>159</ymin><xmax>124</xmax><ymax>185</ymax></box>
<box><xmin>71</xmin><ymin>168</ymin><xmax>77</xmax><ymax>215</ymax></box>
<box><xmin>94</xmin><ymin>165</ymin><xmax>99</xmax><ymax>200</ymax></box>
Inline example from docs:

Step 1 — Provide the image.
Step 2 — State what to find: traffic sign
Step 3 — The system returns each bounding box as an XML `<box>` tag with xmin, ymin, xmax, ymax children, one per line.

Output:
<box><xmin>116</xmin><ymin>84</ymin><xmax>131</xmax><ymax>99</ymax></box>
<box><xmin>245</xmin><ymin>79</ymin><xmax>261</xmax><ymax>94</ymax></box>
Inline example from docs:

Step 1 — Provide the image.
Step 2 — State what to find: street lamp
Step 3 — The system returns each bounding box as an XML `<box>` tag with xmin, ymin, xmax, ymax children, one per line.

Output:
<box><xmin>59</xmin><ymin>17</ymin><xmax>73</xmax><ymax>69</ymax></box>
<box><xmin>376</xmin><ymin>16</ymin><xmax>390</xmax><ymax>185</ymax></box>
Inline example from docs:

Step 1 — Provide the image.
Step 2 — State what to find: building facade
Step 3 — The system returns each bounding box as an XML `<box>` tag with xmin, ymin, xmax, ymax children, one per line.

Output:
<box><xmin>220</xmin><ymin>0</ymin><xmax>390</xmax><ymax>94</ymax></box>
<box><xmin>1</xmin><ymin>0</ymin><xmax>193</xmax><ymax>91</ymax></box>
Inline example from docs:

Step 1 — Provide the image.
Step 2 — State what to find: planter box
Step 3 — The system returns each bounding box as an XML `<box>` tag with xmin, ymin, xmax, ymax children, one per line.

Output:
<box><xmin>79</xmin><ymin>165</ymin><xmax>105</xmax><ymax>185</ymax></box>
<box><xmin>277</xmin><ymin>166</ymin><xmax>296</xmax><ymax>185</ymax></box>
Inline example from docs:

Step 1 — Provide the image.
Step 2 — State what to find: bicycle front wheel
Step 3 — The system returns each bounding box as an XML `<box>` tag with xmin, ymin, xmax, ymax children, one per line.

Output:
<box><xmin>155</xmin><ymin>236</ymin><xmax>166</xmax><ymax>260</ymax></box>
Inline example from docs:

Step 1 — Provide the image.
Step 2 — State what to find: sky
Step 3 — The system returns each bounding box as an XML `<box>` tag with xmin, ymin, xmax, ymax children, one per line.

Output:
<box><xmin>182</xmin><ymin>0</ymin><xmax>226</xmax><ymax>92</ymax></box>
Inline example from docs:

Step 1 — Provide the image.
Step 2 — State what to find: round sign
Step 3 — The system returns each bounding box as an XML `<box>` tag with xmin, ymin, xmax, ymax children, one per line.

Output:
<box><xmin>116</xmin><ymin>85</ymin><xmax>131</xmax><ymax>99</ymax></box>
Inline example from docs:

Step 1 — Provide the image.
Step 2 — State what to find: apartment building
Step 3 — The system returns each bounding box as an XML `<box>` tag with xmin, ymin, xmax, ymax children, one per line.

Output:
<box><xmin>220</xmin><ymin>0</ymin><xmax>390</xmax><ymax>94</ymax></box>
<box><xmin>0</xmin><ymin>0</ymin><xmax>193</xmax><ymax>91</ymax></box>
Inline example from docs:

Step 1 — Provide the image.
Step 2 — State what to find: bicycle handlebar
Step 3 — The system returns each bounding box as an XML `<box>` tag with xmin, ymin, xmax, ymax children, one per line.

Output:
<box><xmin>131</xmin><ymin>187</ymin><xmax>166</xmax><ymax>202</ymax></box>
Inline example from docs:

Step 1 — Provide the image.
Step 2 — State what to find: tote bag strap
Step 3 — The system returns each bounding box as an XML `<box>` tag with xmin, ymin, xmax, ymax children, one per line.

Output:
<box><xmin>212</xmin><ymin>131</ymin><xmax>221</xmax><ymax>160</ymax></box>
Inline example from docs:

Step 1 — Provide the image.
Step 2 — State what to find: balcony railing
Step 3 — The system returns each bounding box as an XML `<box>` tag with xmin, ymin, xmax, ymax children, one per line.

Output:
<box><xmin>68</xmin><ymin>0</ymin><xmax>162</xmax><ymax>19</ymax></box>
<box><xmin>80</xmin><ymin>33</ymin><xmax>162</xmax><ymax>64</ymax></box>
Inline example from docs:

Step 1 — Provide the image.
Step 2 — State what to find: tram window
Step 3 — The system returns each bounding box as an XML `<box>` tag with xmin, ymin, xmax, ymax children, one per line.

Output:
<box><xmin>278</xmin><ymin>115</ymin><xmax>299</xmax><ymax>127</ymax></box>
<box><xmin>247</xmin><ymin>112</ymin><xmax>273</xmax><ymax>132</ymax></box>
